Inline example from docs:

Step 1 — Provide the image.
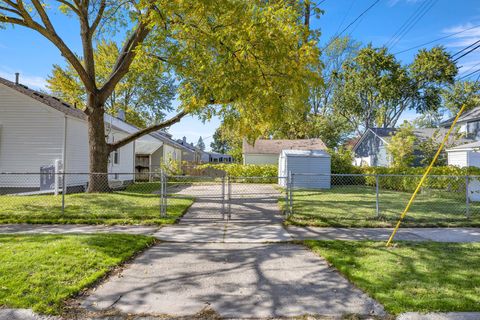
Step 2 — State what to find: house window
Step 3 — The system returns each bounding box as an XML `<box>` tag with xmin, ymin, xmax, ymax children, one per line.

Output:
<box><xmin>113</xmin><ymin>149</ymin><xmax>120</xmax><ymax>165</ymax></box>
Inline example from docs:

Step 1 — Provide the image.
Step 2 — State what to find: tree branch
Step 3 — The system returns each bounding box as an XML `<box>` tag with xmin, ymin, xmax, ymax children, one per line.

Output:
<box><xmin>57</xmin><ymin>0</ymin><xmax>80</xmax><ymax>16</ymax></box>
<box><xmin>108</xmin><ymin>110</ymin><xmax>188</xmax><ymax>151</ymax></box>
<box><xmin>100</xmin><ymin>20</ymin><xmax>151</xmax><ymax>101</ymax></box>
<box><xmin>89</xmin><ymin>0</ymin><xmax>105</xmax><ymax>34</ymax></box>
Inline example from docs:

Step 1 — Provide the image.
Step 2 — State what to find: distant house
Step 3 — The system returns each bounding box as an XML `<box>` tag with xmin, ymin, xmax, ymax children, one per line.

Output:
<box><xmin>176</xmin><ymin>137</ymin><xmax>233</xmax><ymax>164</ymax></box>
<box><xmin>441</xmin><ymin>107</ymin><xmax>480</xmax><ymax>139</ymax></box>
<box><xmin>242</xmin><ymin>139</ymin><xmax>327</xmax><ymax>165</ymax></box>
<box><xmin>134</xmin><ymin>131</ymin><xmax>192</xmax><ymax>178</ymax></box>
<box><xmin>0</xmin><ymin>75</ymin><xmax>135</xmax><ymax>193</ymax></box>
<box><xmin>176</xmin><ymin>137</ymin><xmax>203</xmax><ymax>163</ymax></box>
<box><xmin>352</xmin><ymin>127</ymin><xmax>474</xmax><ymax>167</ymax></box>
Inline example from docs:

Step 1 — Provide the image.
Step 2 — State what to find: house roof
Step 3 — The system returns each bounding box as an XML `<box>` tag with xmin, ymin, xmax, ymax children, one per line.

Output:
<box><xmin>353</xmin><ymin>127</ymin><xmax>475</xmax><ymax>151</ymax></box>
<box><xmin>243</xmin><ymin>139</ymin><xmax>327</xmax><ymax>154</ymax></box>
<box><xmin>441</xmin><ymin>106</ymin><xmax>480</xmax><ymax>127</ymax></box>
<box><xmin>0</xmin><ymin>76</ymin><xmax>86</xmax><ymax>120</ymax></box>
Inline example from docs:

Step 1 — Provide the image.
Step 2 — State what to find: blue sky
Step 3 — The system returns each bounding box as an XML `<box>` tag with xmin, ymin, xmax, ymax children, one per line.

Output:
<box><xmin>1</xmin><ymin>0</ymin><xmax>479</xmax><ymax>148</ymax></box>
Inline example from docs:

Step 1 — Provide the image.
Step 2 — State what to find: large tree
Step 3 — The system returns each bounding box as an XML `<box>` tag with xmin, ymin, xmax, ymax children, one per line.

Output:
<box><xmin>0</xmin><ymin>0</ymin><xmax>320</xmax><ymax>191</ymax></box>
<box><xmin>47</xmin><ymin>40</ymin><xmax>176</xmax><ymax>128</ymax></box>
<box><xmin>334</xmin><ymin>45</ymin><xmax>457</xmax><ymax>135</ymax></box>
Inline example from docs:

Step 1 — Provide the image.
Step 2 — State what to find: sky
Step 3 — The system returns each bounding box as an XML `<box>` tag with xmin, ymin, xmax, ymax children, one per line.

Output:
<box><xmin>1</xmin><ymin>0</ymin><xmax>480</xmax><ymax>148</ymax></box>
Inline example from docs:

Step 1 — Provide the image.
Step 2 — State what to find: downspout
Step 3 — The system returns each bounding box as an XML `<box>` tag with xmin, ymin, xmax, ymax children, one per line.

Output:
<box><xmin>62</xmin><ymin>116</ymin><xmax>67</xmax><ymax>212</ymax></box>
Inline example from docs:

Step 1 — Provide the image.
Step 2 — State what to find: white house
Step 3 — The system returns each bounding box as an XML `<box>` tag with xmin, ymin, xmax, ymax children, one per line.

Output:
<box><xmin>243</xmin><ymin>139</ymin><xmax>327</xmax><ymax>165</ymax></box>
<box><xmin>0</xmin><ymin>76</ymin><xmax>135</xmax><ymax>193</ymax></box>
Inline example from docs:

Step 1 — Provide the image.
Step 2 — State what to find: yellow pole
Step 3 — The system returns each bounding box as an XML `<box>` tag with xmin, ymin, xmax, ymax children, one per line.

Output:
<box><xmin>386</xmin><ymin>104</ymin><xmax>468</xmax><ymax>247</ymax></box>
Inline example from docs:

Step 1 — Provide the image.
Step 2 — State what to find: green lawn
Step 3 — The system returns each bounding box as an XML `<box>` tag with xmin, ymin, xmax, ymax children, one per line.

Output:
<box><xmin>0</xmin><ymin>234</ymin><xmax>155</xmax><ymax>314</ymax></box>
<box><xmin>285</xmin><ymin>185</ymin><xmax>480</xmax><ymax>227</ymax></box>
<box><xmin>304</xmin><ymin>240</ymin><xmax>480</xmax><ymax>314</ymax></box>
<box><xmin>0</xmin><ymin>182</ymin><xmax>193</xmax><ymax>225</ymax></box>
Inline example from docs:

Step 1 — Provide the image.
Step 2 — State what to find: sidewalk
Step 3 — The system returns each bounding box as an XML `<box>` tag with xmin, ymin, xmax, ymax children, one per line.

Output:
<box><xmin>2</xmin><ymin>224</ymin><xmax>479</xmax><ymax>243</ymax></box>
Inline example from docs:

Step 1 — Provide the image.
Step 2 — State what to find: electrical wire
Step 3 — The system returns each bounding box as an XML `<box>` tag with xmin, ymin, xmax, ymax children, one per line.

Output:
<box><xmin>453</xmin><ymin>42</ymin><xmax>480</xmax><ymax>62</ymax></box>
<box><xmin>394</xmin><ymin>24</ymin><xmax>480</xmax><ymax>55</ymax></box>
<box><xmin>387</xmin><ymin>0</ymin><xmax>438</xmax><ymax>50</ymax></box>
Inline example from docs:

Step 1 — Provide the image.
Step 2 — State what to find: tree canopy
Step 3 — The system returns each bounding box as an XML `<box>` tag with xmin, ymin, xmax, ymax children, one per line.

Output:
<box><xmin>47</xmin><ymin>40</ymin><xmax>176</xmax><ymax>128</ymax></box>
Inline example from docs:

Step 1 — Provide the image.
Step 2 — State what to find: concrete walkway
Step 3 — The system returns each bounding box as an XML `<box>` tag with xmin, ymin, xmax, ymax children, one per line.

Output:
<box><xmin>80</xmin><ymin>184</ymin><xmax>386</xmax><ymax>318</ymax></box>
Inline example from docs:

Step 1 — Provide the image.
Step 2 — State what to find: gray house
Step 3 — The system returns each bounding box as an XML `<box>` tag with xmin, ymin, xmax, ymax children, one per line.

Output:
<box><xmin>352</xmin><ymin>127</ymin><xmax>474</xmax><ymax>167</ymax></box>
<box><xmin>441</xmin><ymin>107</ymin><xmax>480</xmax><ymax>139</ymax></box>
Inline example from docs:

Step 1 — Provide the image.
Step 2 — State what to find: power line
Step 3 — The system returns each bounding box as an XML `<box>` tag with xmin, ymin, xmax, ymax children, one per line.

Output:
<box><xmin>453</xmin><ymin>42</ymin><xmax>480</xmax><ymax>62</ymax></box>
<box><xmin>322</xmin><ymin>0</ymin><xmax>381</xmax><ymax>52</ymax></box>
<box><xmin>394</xmin><ymin>23</ymin><xmax>480</xmax><ymax>55</ymax></box>
<box><xmin>387</xmin><ymin>0</ymin><xmax>438</xmax><ymax>50</ymax></box>
<box><xmin>452</xmin><ymin>39</ymin><xmax>480</xmax><ymax>58</ymax></box>
<box><xmin>457</xmin><ymin>68</ymin><xmax>480</xmax><ymax>81</ymax></box>
<box><xmin>337</xmin><ymin>0</ymin><xmax>381</xmax><ymax>38</ymax></box>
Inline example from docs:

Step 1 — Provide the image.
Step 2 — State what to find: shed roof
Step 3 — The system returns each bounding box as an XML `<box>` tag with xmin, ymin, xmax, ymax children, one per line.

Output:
<box><xmin>441</xmin><ymin>106</ymin><xmax>480</xmax><ymax>127</ymax></box>
<box><xmin>446</xmin><ymin>141</ymin><xmax>480</xmax><ymax>151</ymax></box>
<box><xmin>243</xmin><ymin>139</ymin><xmax>327</xmax><ymax>154</ymax></box>
<box><xmin>281</xmin><ymin>149</ymin><xmax>330</xmax><ymax>157</ymax></box>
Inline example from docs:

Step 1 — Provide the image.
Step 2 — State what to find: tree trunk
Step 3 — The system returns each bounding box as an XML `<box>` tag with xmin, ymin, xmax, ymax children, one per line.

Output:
<box><xmin>87</xmin><ymin>99</ymin><xmax>111</xmax><ymax>193</ymax></box>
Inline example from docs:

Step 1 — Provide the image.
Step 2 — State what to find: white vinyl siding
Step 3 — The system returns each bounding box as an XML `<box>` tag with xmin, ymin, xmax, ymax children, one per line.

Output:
<box><xmin>0</xmin><ymin>85</ymin><xmax>64</xmax><ymax>187</ymax></box>
<box><xmin>447</xmin><ymin>151</ymin><xmax>468</xmax><ymax>168</ymax></box>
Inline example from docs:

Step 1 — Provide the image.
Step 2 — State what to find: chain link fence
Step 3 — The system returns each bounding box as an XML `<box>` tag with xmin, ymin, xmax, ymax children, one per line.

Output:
<box><xmin>285</xmin><ymin>173</ymin><xmax>480</xmax><ymax>227</ymax></box>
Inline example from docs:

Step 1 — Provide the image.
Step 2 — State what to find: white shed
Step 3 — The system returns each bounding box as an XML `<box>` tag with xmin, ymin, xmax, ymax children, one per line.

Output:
<box><xmin>446</xmin><ymin>141</ymin><xmax>480</xmax><ymax>168</ymax></box>
<box><xmin>278</xmin><ymin>149</ymin><xmax>331</xmax><ymax>189</ymax></box>
<box><xmin>446</xmin><ymin>141</ymin><xmax>480</xmax><ymax>202</ymax></box>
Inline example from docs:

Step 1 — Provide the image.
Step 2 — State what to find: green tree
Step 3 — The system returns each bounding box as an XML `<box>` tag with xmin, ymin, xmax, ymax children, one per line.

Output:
<box><xmin>442</xmin><ymin>80</ymin><xmax>480</xmax><ymax>115</ymax></box>
<box><xmin>0</xmin><ymin>0</ymin><xmax>320</xmax><ymax>191</ymax></box>
<box><xmin>210</xmin><ymin>128</ymin><xmax>230</xmax><ymax>154</ymax></box>
<box><xmin>387</xmin><ymin>122</ymin><xmax>417</xmax><ymax>168</ymax></box>
<box><xmin>47</xmin><ymin>41</ymin><xmax>176</xmax><ymax>128</ymax></box>
<box><xmin>196</xmin><ymin>136</ymin><xmax>206</xmax><ymax>151</ymax></box>
<box><xmin>334</xmin><ymin>45</ymin><xmax>457</xmax><ymax>135</ymax></box>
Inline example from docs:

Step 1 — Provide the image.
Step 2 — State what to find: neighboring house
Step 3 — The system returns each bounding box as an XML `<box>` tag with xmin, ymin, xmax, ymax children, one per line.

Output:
<box><xmin>176</xmin><ymin>137</ymin><xmax>202</xmax><ymax>163</ymax></box>
<box><xmin>352</xmin><ymin>127</ymin><xmax>474</xmax><ymax>167</ymax></box>
<box><xmin>0</xmin><ymin>76</ymin><xmax>135</xmax><ymax>193</ymax></box>
<box><xmin>441</xmin><ymin>106</ymin><xmax>480</xmax><ymax>139</ymax></box>
<box><xmin>205</xmin><ymin>151</ymin><xmax>233</xmax><ymax>163</ymax></box>
<box><xmin>134</xmin><ymin>131</ymin><xmax>190</xmax><ymax>177</ymax></box>
<box><xmin>242</xmin><ymin>139</ymin><xmax>327</xmax><ymax>165</ymax></box>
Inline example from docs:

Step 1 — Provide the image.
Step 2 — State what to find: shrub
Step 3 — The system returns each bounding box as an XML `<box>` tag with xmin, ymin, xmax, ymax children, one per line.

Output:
<box><xmin>329</xmin><ymin>148</ymin><xmax>361</xmax><ymax>174</ymax></box>
<box><xmin>196</xmin><ymin>163</ymin><xmax>278</xmax><ymax>178</ymax></box>
<box><xmin>358</xmin><ymin>166</ymin><xmax>480</xmax><ymax>192</ymax></box>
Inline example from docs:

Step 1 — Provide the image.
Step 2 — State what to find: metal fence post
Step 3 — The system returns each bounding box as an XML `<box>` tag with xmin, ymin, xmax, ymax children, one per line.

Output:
<box><xmin>222</xmin><ymin>175</ymin><xmax>226</xmax><ymax>219</ymax></box>
<box><xmin>466</xmin><ymin>175</ymin><xmax>470</xmax><ymax>218</ymax></box>
<box><xmin>284</xmin><ymin>176</ymin><xmax>289</xmax><ymax>217</ymax></box>
<box><xmin>227</xmin><ymin>175</ymin><xmax>231</xmax><ymax>219</ymax></box>
<box><xmin>163</xmin><ymin>173</ymin><xmax>168</xmax><ymax>217</ymax></box>
<box><xmin>288</xmin><ymin>171</ymin><xmax>294</xmax><ymax>216</ymax></box>
<box><xmin>160</xmin><ymin>171</ymin><xmax>164</xmax><ymax>217</ymax></box>
<box><xmin>375</xmin><ymin>174</ymin><xmax>380</xmax><ymax>217</ymax></box>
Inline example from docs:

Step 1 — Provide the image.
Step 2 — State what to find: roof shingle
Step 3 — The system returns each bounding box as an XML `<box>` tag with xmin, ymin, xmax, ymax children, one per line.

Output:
<box><xmin>243</xmin><ymin>139</ymin><xmax>327</xmax><ymax>154</ymax></box>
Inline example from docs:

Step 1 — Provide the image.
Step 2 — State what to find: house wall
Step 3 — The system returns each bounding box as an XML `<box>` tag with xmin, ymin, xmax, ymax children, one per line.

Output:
<box><xmin>243</xmin><ymin>154</ymin><xmax>278</xmax><ymax>165</ymax></box>
<box><xmin>354</xmin><ymin>132</ymin><xmax>390</xmax><ymax>167</ymax></box>
<box><xmin>108</xmin><ymin>129</ymin><xmax>135</xmax><ymax>181</ymax></box>
<box><xmin>0</xmin><ymin>84</ymin><xmax>135</xmax><ymax>190</ymax></box>
<box><xmin>163</xmin><ymin>144</ymin><xmax>182</xmax><ymax>163</ymax></box>
<box><xmin>0</xmin><ymin>84</ymin><xmax>64</xmax><ymax>188</ymax></box>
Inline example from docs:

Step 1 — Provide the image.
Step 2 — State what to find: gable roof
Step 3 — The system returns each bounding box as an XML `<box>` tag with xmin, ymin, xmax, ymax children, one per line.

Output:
<box><xmin>243</xmin><ymin>139</ymin><xmax>327</xmax><ymax>154</ymax></box>
<box><xmin>446</xmin><ymin>140</ymin><xmax>480</xmax><ymax>151</ymax></box>
<box><xmin>353</xmin><ymin>127</ymin><xmax>475</xmax><ymax>151</ymax></box>
<box><xmin>0</xmin><ymin>76</ymin><xmax>86</xmax><ymax>120</ymax></box>
<box><xmin>441</xmin><ymin>106</ymin><xmax>480</xmax><ymax>127</ymax></box>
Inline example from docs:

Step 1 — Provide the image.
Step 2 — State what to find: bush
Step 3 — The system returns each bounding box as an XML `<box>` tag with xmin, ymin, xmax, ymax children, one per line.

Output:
<box><xmin>358</xmin><ymin>166</ymin><xmax>480</xmax><ymax>192</ymax></box>
<box><xmin>196</xmin><ymin>163</ymin><xmax>278</xmax><ymax>178</ymax></box>
<box><xmin>330</xmin><ymin>148</ymin><xmax>361</xmax><ymax>174</ymax></box>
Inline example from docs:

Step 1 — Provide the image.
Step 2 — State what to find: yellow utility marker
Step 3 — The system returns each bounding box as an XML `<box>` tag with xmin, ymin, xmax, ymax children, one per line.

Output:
<box><xmin>386</xmin><ymin>104</ymin><xmax>468</xmax><ymax>247</ymax></box>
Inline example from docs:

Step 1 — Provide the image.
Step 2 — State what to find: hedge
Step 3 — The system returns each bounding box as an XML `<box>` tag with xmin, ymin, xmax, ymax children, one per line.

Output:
<box><xmin>357</xmin><ymin>166</ymin><xmax>480</xmax><ymax>193</ymax></box>
<box><xmin>196</xmin><ymin>163</ymin><xmax>278</xmax><ymax>178</ymax></box>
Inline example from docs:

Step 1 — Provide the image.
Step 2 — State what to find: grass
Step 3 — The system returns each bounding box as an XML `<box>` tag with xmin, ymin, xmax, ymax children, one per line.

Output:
<box><xmin>0</xmin><ymin>182</ymin><xmax>194</xmax><ymax>225</ymax></box>
<box><xmin>0</xmin><ymin>234</ymin><xmax>155</xmax><ymax>314</ymax></box>
<box><xmin>285</xmin><ymin>185</ymin><xmax>480</xmax><ymax>227</ymax></box>
<box><xmin>304</xmin><ymin>240</ymin><xmax>480</xmax><ymax>314</ymax></box>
